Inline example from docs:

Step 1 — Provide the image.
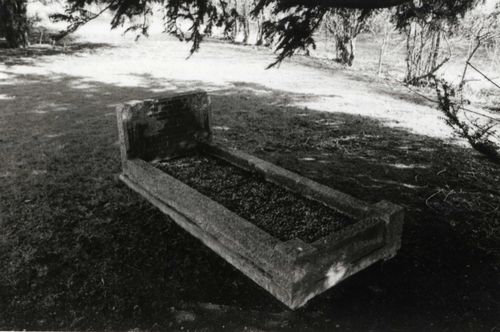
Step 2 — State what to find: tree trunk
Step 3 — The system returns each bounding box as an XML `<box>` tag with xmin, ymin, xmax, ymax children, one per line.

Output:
<box><xmin>242</xmin><ymin>17</ymin><xmax>249</xmax><ymax>44</ymax></box>
<box><xmin>233</xmin><ymin>20</ymin><xmax>238</xmax><ymax>41</ymax></box>
<box><xmin>335</xmin><ymin>35</ymin><xmax>355</xmax><ymax>66</ymax></box>
<box><xmin>240</xmin><ymin>2</ymin><xmax>249</xmax><ymax>44</ymax></box>
<box><xmin>327</xmin><ymin>9</ymin><xmax>364</xmax><ymax>67</ymax></box>
<box><xmin>377</xmin><ymin>38</ymin><xmax>386</xmax><ymax>76</ymax></box>
<box><xmin>228</xmin><ymin>0</ymin><xmax>238</xmax><ymax>42</ymax></box>
<box><xmin>348</xmin><ymin>37</ymin><xmax>355</xmax><ymax>66</ymax></box>
<box><xmin>405</xmin><ymin>25</ymin><xmax>413</xmax><ymax>83</ymax></box>
<box><xmin>255</xmin><ymin>12</ymin><xmax>271</xmax><ymax>47</ymax></box>
<box><xmin>0</xmin><ymin>0</ymin><xmax>29</xmax><ymax>48</ymax></box>
<box><xmin>430</xmin><ymin>30</ymin><xmax>441</xmax><ymax>70</ymax></box>
<box><xmin>404</xmin><ymin>21</ymin><xmax>446</xmax><ymax>86</ymax></box>
<box><xmin>256</xmin><ymin>14</ymin><xmax>263</xmax><ymax>46</ymax></box>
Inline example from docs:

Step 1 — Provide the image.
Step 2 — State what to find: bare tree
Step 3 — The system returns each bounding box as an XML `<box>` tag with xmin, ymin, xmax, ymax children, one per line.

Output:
<box><xmin>402</xmin><ymin>19</ymin><xmax>451</xmax><ymax>85</ymax></box>
<box><xmin>366</xmin><ymin>9</ymin><xmax>398</xmax><ymax>76</ymax></box>
<box><xmin>220</xmin><ymin>0</ymin><xmax>250</xmax><ymax>43</ymax></box>
<box><xmin>459</xmin><ymin>3</ymin><xmax>500</xmax><ymax>68</ymax></box>
<box><xmin>237</xmin><ymin>0</ymin><xmax>250</xmax><ymax>44</ymax></box>
<box><xmin>394</xmin><ymin>1</ymin><xmax>477</xmax><ymax>86</ymax></box>
<box><xmin>323</xmin><ymin>8</ymin><xmax>371</xmax><ymax>66</ymax></box>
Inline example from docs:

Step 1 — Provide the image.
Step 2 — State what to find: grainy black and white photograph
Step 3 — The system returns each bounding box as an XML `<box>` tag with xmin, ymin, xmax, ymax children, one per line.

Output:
<box><xmin>1</xmin><ymin>0</ymin><xmax>499</xmax><ymax>330</ymax></box>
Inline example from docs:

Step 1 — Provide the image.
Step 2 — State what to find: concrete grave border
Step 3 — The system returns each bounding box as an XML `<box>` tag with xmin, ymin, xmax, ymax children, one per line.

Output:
<box><xmin>116</xmin><ymin>90</ymin><xmax>404</xmax><ymax>309</ymax></box>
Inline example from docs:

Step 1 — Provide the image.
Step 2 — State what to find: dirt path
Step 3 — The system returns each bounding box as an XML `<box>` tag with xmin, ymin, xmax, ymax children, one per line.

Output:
<box><xmin>2</xmin><ymin>29</ymin><xmax>461</xmax><ymax>139</ymax></box>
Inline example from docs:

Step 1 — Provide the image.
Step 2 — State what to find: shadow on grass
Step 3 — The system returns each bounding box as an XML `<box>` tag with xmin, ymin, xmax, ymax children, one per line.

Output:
<box><xmin>0</xmin><ymin>72</ymin><xmax>499</xmax><ymax>331</ymax></box>
<box><xmin>0</xmin><ymin>42</ymin><xmax>113</xmax><ymax>67</ymax></box>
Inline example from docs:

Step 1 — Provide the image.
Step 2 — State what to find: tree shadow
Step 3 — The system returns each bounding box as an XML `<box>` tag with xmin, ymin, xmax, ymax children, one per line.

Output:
<box><xmin>0</xmin><ymin>73</ymin><xmax>498</xmax><ymax>331</ymax></box>
<box><xmin>0</xmin><ymin>42</ymin><xmax>113</xmax><ymax>66</ymax></box>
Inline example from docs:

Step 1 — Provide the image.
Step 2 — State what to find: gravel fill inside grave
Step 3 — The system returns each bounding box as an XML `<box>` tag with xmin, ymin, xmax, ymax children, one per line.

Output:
<box><xmin>156</xmin><ymin>154</ymin><xmax>356</xmax><ymax>243</ymax></box>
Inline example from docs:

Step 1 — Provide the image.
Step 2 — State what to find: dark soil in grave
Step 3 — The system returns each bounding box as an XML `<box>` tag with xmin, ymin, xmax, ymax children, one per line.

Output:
<box><xmin>156</xmin><ymin>154</ymin><xmax>356</xmax><ymax>243</ymax></box>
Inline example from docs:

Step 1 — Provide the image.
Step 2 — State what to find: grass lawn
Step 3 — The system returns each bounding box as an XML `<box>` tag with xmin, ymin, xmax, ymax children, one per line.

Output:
<box><xmin>1</xmin><ymin>34</ymin><xmax>499</xmax><ymax>331</ymax></box>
